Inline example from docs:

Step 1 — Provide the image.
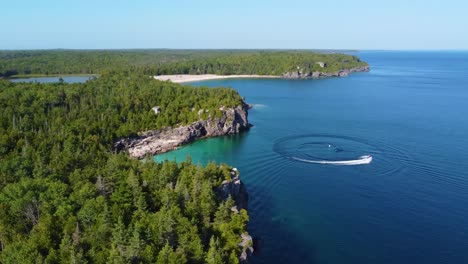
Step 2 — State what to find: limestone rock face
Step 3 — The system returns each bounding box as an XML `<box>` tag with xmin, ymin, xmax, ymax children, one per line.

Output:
<box><xmin>217</xmin><ymin>168</ymin><xmax>252</xmax><ymax>263</ymax></box>
<box><xmin>239</xmin><ymin>233</ymin><xmax>254</xmax><ymax>263</ymax></box>
<box><xmin>338</xmin><ymin>70</ymin><xmax>349</xmax><ymax>77</ymax></box>
<box><xmin>115</xmin><ymin>102</ymin><xmax>251</xmax><ymax>159</ymax></box>
<box><xmin>218</xmin><ymin>168</ymin><xmax>248</xmax><ymax>210</ymax></box>
<box><xmin>282</xmin><ymin>71</ymin><xmax>301</xmax><ymax>78</ymax></box>
<box><xmin>282</xmin><ymin>65</ymin><xmax>370</xmax><ymax>79</ymax></box>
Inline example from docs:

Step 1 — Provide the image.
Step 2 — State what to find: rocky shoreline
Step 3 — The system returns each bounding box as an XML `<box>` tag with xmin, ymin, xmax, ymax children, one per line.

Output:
<box><xmin>114</xmin><ymin>101</ymin><xmax>251</xmax><ymax>159</ymax></box>
<box><xmin>114</xmin><ymin>103</ymin><xmax>254</xmax><ymax>261</ymax></box>
<box><xmin>282</xmin><ymin>65</ymin><xmax>370</xmax><ymax>79</ymax></box>
<box><xmin>116</xmin><ymin>124</ymin><xmax>254</xmax><ymax>261</ymax></box>
<box><xmin>218</xmin><ymin>167</ymin><xmax>253</xmax><ymax>263</ymax></box>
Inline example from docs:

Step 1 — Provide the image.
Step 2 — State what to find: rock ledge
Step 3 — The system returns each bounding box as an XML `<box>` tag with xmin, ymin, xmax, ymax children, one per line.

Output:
<box><xmin>283</xmin><ymin>65</ymin><xmax>370</xmax><ymax>79</ymax></box>
<box><xmin>115</xmin><ymin>102</ymin><xmax>251</xmax><ymax>159</ymax></box>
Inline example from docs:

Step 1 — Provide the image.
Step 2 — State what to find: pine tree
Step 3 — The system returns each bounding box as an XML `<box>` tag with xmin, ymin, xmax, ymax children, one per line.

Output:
<box><xmin>205</xmin><ymin>237</ymin><xmax>224</xmax><ymax>264</ymax></box>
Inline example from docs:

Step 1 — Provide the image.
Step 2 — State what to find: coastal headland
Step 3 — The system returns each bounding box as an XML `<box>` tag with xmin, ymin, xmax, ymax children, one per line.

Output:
<box><xmin>115</xmin><ymin>101</ymin><xmax>252</xmax><ymax>159</ymax></box>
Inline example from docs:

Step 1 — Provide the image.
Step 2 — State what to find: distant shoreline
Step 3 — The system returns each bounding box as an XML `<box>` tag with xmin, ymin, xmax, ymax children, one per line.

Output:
<box><xmin>153</xmin><ymin>65</ymin><xmax>370</xmax><ymax>83</ymax></box>
<box><xmin>153</xmin><ymin>74</ymin><xmax>280</xmax><ymax>83</ymax></box>
<box><xmin>5</xmin><ymin>74</ymin><xmax>97</xmax><ymax>79</ymax></box>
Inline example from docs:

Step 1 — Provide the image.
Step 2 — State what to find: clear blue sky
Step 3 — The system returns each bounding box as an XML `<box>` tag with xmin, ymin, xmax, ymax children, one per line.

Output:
<box><xmin>2</xmin><ymin>0</ymin><xmax>467</xmax><ymax>50</ymax></box>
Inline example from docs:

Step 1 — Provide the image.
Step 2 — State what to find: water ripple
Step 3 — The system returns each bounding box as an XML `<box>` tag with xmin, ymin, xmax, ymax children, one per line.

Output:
<box><xmin>273</xmin><ymin>134</ymin><xmax>412</xmax><ymax>176</ymax></box>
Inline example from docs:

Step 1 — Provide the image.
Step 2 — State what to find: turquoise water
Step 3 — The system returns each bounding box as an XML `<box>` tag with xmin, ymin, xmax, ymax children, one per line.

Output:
<box><xmin>155</xmin><ymin>52</ymin><xmax>468</xmax><ymax>263</ymax></box>
<box><xmin>9</xmin><ymin>75</ymin><xmax>94</xmax><ymax>83</ymax></box>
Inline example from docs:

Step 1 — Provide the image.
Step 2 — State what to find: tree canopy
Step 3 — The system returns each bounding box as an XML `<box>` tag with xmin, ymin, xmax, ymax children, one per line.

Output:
<box><xmin>0</xmin><ymin>72</ymin><xmax>249</xmax><ymax>263</ymax></box>
<box><xmin>0</xmin><ymin>50</ymin><xmax>368</xmax><ymax>77</ymax></box>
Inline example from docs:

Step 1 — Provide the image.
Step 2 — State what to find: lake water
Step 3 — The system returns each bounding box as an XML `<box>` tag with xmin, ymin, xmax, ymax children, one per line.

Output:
<box><xmin>155</xmin><ymin>51</ymin><xmax>468</xmax><ymax>264</ymax></box>
<box><xmin>9</xmin><ymin>75</ymin><xmax>94</xmax><ymax>83</ymax></box>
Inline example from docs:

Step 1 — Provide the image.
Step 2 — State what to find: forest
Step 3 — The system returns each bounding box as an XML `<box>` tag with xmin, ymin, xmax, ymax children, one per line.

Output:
<box><xmin>0</xmin><ymin>49</ymin><xmax>368</xmax><ymax>77</ymax></box>
<box><xmin>0</xmin><ymin>72</ymin><xmax>249</xmax><ymax>263</ymax></box>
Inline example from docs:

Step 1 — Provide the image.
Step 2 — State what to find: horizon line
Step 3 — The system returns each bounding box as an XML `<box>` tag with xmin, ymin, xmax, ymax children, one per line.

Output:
<box><xmin>1</xmin><ymin>48</ymin><xmax>468</xmax><ymax>52</ymax></box>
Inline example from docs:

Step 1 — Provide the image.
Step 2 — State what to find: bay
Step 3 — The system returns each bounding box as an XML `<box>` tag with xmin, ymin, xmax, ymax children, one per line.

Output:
<box><xmin>155</xmin><ymin>51</ymin><xmax>468</xmax><ymax>264</ymax></box>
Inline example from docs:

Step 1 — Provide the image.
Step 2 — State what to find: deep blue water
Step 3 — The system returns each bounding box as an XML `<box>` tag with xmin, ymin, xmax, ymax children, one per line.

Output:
<box><xmin>155</xmin><ymin>51</ymin><xmax>468</xmax><ymax>264</ymax></box>
<box><xmin>10</xmin><ymin>75</ymin><xmax>94</xmax><ymax>83</ymax></box>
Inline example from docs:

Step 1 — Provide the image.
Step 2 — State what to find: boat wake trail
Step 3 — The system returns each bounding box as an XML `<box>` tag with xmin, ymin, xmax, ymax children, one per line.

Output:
<box><xmin>273</xmin><ymin>134</ymin><xmax>379</xmax><ymax>166</ymax></box>
<box><xmin>291</xmin><ymin>155</ymin><xmax>373</xmax><ymax>165</ymax></box>
<box><xmin>273</xmin><ymin>134</ymin><xmax>411</xmax><ymax>173</ymax></box>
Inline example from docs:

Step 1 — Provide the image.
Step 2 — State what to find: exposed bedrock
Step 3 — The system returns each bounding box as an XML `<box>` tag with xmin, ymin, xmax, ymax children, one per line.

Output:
<box><xmin>114</xmin><ymin>102</ymin><xmax>251</xmax><ymax>159</ymax></box>
<box><xmin>217</xmin><ymin>168</ymin><xmax>253</xmax><ymax>263</ymax></box>
<box><xmin>282</xmin><ymin>65</ymin><xmax>370</xmax><ymax>79</ymax></box>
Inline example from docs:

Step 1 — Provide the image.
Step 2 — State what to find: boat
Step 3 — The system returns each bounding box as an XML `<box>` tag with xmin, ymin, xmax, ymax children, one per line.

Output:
<box><xmin>291</xmin><ymin>154</ymin><xmax>373</xmax><ymax>165</ymax></box>
<box><xmin>359</xmin><ymin>155</ymin><xmax>373</xmax><ymax>164</ymax></box>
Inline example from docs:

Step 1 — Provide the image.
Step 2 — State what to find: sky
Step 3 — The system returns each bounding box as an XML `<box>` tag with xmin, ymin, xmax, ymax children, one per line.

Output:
<box><xmin>1</xmin><ymin>0</ymin><xmax>467</xmax><ymax>50</ymax></box>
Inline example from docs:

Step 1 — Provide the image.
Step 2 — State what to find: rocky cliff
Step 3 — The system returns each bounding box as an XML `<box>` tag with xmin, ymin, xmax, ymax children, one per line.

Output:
<box><xmin>115</xmin><ymin>102</ymin><xmax>251</xmax><ymax>159</ymax></box>
<box><xmin>282</xmin><ymin>65</ymin><xmax>370</xmax><ymax>79</ymax></box>
<box><xmin>218</xmin><ymin>168</ymin><xmax>253</xmax><ymax>263</ymax></box>
<box><xmin>218</xmin><ymin>168</ymin><xmax>249</xmax><ymax>211</ymax></box>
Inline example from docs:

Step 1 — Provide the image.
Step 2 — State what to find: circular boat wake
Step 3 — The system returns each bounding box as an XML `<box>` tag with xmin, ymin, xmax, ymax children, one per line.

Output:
<box><xmin>273</xmin><ymin>134</ymin><xmax>378</xmax><ymax>166</ymax></box>
<box><xmin>291</xmin><ymin>155</ymin><xmax>373</xmax><ymax>165</ymax></box>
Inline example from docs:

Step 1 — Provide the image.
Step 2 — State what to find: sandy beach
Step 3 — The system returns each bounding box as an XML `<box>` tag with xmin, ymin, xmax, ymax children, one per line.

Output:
<box><xmin>153</xmin><ymin>74</ymin><xmax>279</xmax><ymax>83</ymax></box>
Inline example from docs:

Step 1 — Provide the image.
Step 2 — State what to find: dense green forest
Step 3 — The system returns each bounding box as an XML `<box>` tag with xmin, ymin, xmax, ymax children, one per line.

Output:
<box><xmin>0</xmin><ymin>73</ymin><xmax>249</xmax><ymax>263</ymax></box>
<box><xmin>0</xmin><ymin>50</ymin><xmax>368</xmax><ymax>77</ymax></box>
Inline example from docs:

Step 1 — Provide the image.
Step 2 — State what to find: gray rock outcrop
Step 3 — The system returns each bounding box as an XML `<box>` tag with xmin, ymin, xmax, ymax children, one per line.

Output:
<box><xmin>115</xmin><ymin>102</ymin><xmax>251</xmax><ymax>159</ymax></box>
<box><xmin>311</xmin><ymin>71</ymin><xmax>321</xmax><ymax>78</ymax></box>
<box><xmin>239</xmin><ymin>233</ymin><xmax>254</xmax><ymax>263</ymax></box>
<box><xmin>217</xmin><ymin>168</ymin><xmax>252</xmax><ymax>263</ymax></box>
<box><xmin>218</xmin><ymin>168</ymin><xmax>248</xmax><ymax>210</ymax></box>
<box><xmin>338</xmin><ymin>70</ymin><xmax>349</xmax><ymax>77</ymax></box>
<box><xmin>282</xmin><ymin>65</ymin><xmax>370</xmax><ymax>79</ymax></box>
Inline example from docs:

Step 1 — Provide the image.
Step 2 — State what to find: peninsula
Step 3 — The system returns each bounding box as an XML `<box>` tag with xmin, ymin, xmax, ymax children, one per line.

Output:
<box><xmin>115</xmin><ymin>101</ymin><xmax>251</xmax><ymax>159</ymax></box>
